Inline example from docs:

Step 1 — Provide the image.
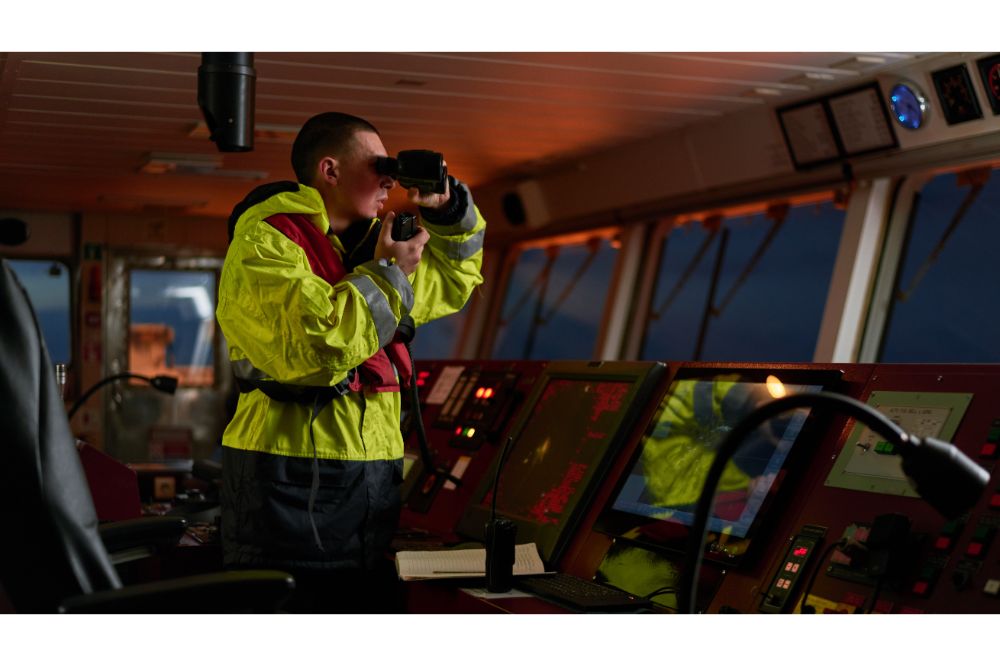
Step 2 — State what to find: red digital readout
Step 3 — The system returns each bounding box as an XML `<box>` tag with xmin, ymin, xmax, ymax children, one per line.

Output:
<box><xmin>792</xmin><ymin>547</ymin><xmax>809</xmax><ymax>557</ymax></box>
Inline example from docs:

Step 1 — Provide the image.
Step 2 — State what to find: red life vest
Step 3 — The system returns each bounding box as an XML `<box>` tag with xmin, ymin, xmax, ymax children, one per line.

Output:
<box><xmin>264</xmin><ymin>212</ymin><xmax>412</xmax><ymax>393</ymax></box>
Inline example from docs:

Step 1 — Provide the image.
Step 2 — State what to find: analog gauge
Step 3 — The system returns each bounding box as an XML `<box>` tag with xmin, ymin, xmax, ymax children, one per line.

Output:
<box><xmin>888</xmin><ymin>82</ymin><xmax>928</xmax><ymax>130</ymax></box>
<box><xmin>988</xmin><ymin>63</ymin><xmax>1000</xmax><ymax>100</ymax></box>
<box><xmin>976</xmin><ymin>55</ymin><xmax>1000</xmax><ymax>115</ymax></box>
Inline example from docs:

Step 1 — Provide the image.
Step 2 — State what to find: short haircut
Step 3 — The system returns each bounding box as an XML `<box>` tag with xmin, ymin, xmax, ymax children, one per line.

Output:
<box><xmin>291</xmin><ymin>112</ymin><xmax>381</xmax><ymax>184</ymax></box>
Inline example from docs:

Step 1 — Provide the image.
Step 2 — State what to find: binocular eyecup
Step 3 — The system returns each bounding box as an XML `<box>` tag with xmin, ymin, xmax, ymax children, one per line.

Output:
<box><xmin>375</xmin><ymin>149</ymin><xmax>448</xmax><ymax>194</ymax></box>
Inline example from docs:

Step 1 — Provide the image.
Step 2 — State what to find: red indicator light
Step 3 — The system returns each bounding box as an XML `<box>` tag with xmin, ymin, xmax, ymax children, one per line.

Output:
<box><xmin>792</xmin><ymin>547</ymin><xmax>809</xmax><ymax>557</ymax></box>
<box><xmin>455</xmin><ymin>427</ymin><xmax>463</xmax><ymax>436</ymax></box>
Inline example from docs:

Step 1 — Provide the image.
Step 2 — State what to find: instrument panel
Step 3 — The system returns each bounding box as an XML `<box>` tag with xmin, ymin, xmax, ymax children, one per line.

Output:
<box><xmin>398</xmin><ymin>360</ymin><xmax>1000</xmax><ymax>614</ymax></box>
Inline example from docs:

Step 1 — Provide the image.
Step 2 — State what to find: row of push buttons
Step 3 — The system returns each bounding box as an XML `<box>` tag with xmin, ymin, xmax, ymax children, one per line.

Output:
<box><xmin>935</xmin><ymin>521</ymin><xmax>996</xmax><ymax>557</ymax></box>
<box><xmin>980</xmin><ymin>418</ymin><xmax>1000</xmax><ymax>459</ymax></box>
<box><xmin>986</xmin><ymin>418</ymin><xmax>1000</xmax><ymax>509</ymax></box>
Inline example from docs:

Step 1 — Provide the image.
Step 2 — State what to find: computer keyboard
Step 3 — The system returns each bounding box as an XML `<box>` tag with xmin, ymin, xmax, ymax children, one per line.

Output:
<box><xmin>514</xmin><ymin>573</ymin><xmax>652</xmax><ymax>612</ymax></box>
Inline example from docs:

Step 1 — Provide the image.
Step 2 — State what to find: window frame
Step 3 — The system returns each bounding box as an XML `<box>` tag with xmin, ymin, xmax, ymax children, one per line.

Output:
<box><xmin>859</xmin><ymin>161</ymin><xmax>1000</xmax><ymax>363</ymax></box>
<box><xmin>5</xmin><ymin>255</ymin><xmax>75</xmax><ymax>367</ymax></box>
<box><xmin>480</xmin><ymin>227</ymin><xmax>624</xmax><ymax>361</ymax></box>
<box><xmin>108</xmin><ymin>254</ymin><xmax>225</xmax><ymax>391</ymax></box>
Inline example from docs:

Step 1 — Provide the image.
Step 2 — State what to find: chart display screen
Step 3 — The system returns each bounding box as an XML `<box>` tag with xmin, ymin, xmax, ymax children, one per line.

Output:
<box><xmin>458</xmin><ymin>361</ymin><xmax>664</xmax><ymax>564</ymax></box>
<box><xmin>598</xmin><ymin>369</ymin><xmax>836</xmax><ymax>563</ymax></box>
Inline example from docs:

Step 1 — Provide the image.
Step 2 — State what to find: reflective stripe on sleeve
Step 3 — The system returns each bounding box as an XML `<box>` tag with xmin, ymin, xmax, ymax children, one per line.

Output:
<box><xmin>428</xmin><ymin>227</ymin><xmax>485</xmax><ymax>261</ymax></box>
<box><xmin>364</xmin><ymin>261</ymin><xmax>414</xmax><ymax>314</ymax></box>
<box><xmin>345</xmin><ymin>273</ymin><xmax>400</xmax><ymax>348</ymax></box>
<box><xmin>423</xmin><ymin>181</ymin><xmax>479</xmax><ymax>235</ymax></box>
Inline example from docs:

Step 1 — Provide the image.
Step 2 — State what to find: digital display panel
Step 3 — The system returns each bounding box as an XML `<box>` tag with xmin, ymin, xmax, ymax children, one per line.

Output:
<box><xmin>826</xmin><ymin>83</ymin><xmax>897</xmax><ymax>156</ymax></box>
<box><xmin>777</xmin><ymin>82</ymin><xmax>898</xmax><ymax>170</ymax></box>
<box><xmin>777</xmin><ymin>101</ymin><xmax>840</xmax><ymax>169</ymax></box>
<box><xmin>458</xmin><ymin>361</ymin><xmax>664</xmax><ymax>565</ymax></box>
<box><xmin>598</xmin><ymin>369</ymin><xmax>835</xmax><ymax>563</ymax></box>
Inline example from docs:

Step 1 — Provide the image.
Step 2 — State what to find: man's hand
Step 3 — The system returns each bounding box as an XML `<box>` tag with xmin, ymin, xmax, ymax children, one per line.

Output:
<box><xmin>375</xmin><ymin>211</ymin><xmax>429</xmax><ymax>276</ymax></box>
<box><xmin>407</xmin><ymin>159</ymin><xmax>450</xmax><ymax>210</ymax></box>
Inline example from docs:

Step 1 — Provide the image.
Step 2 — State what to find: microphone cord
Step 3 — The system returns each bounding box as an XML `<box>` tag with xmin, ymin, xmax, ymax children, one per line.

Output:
<box><xmin>399</xmin><ymin>316</ymin><xmax>461</xmax><ymax>487</ymax></box>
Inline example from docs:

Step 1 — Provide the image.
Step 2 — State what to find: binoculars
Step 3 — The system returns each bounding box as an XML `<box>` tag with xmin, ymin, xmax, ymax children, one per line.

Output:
<box><xmin>375</xmin><ymin>150</ymin><xmax>448</xmax><ymax>194</ymax></box>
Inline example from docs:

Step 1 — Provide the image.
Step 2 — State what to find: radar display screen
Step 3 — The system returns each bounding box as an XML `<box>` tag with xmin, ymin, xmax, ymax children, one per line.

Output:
<box><xmin>598</xmin><ymin>368</ymin><xmax>837</xmax><ymax>564</ymax></box>
<box><xmin>457</xmin><ymin>361</ymin><xmax>664</xmax><ymax>565</ymax></box>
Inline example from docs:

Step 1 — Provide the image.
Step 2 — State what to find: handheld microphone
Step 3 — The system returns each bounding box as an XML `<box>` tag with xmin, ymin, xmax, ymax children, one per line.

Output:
<box><xmin>485</xmin><ymin>435</ymin><xmax>517</xmax><ymax>593</ymax></box>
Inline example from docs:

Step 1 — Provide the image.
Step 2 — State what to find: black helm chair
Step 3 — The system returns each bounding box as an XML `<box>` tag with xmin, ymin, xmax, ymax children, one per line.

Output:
<box><xmin>0</xmin><ymin>259</ymin><xmax>294</xmax><ymax>612</ymax></box>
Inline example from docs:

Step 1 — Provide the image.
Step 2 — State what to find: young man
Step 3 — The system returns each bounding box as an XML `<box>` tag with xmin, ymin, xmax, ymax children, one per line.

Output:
<box><xmin>216</xmin><ymin>112</ymin><xmax>485</xmax><ymax>611</ymax></box>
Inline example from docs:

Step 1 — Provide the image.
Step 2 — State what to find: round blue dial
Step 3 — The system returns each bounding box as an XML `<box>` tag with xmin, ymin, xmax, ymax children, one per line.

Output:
<box><xmin>889</xmin><ymin>83</ymin><xmax>928</xmax><ymax>130</ymax></box>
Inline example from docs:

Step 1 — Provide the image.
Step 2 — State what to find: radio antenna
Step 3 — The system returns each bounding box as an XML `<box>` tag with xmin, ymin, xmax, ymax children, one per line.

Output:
<box><xmin>491</xmin><ymin>435</ymin><xmax>515</xmax><ymax>520</ymax></box>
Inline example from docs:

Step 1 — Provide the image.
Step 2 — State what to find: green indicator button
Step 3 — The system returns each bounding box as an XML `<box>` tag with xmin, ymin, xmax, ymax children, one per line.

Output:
<box><xmin>941</xmin><ymin>520</ymin><xmax>962</xmax><ymax>536</ymax></box>
<box><xmin>973</xmin><ymin>525</ymin><xmax>994</xmax><ymax>541</ymax></box>
<box><xmin>874</xmin><ymin>441</ymin><xmax>896</xmax><ymax>455</ymax></box>
<box><xmin>988</xmin><ymin>427</ymin><xmax>1000</xmax><ymax>443</ymax></box>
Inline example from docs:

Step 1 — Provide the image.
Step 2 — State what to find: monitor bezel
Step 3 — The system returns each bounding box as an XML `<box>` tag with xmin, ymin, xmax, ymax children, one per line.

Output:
<box><xmin>456</xmin><ymin>360</ymin><xmax>666</xmax><ymax>566</ymax></box>
<box><xmin>595</xmin><ymin>365</ymin><xmax>844</xmax><ymax>567</ymax></box>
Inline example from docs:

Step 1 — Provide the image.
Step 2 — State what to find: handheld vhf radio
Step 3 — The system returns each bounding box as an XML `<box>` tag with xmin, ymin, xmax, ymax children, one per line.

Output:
<box><xmin>391</xmin><ymin>212</ymin><xmax>418</xmax><ymax>242</ymax></box>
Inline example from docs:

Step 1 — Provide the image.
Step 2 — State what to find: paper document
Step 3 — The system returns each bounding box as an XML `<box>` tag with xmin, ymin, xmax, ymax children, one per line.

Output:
<box><xmin>395</xmin><ymin>543</ymin><xmax>545</xmax><ymax>581</ymax></box>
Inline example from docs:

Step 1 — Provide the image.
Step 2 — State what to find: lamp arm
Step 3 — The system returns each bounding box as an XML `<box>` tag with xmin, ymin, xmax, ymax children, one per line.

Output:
<box><xmin>67</xmin><ymin>372</ymin><xmax>153</xmax><ymax>421</ymax></box>
<box><xmin>678</xmin><ymin>391</ymin><xmax>910</xmax><ymax>614</ymax></box>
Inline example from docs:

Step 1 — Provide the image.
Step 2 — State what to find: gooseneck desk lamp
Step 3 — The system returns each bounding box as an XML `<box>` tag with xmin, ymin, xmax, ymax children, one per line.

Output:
<box><xmin>678</xmin><ymin>391</ymin><xmax>991</xmax><ymax>614</ymax></box>
<box><xmin>68</xmin><ymin>373</ymin><xmax>179</xmax><ymax>420</ymax></box>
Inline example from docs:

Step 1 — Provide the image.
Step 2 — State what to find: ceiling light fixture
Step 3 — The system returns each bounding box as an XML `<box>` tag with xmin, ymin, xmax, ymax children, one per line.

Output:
<box><xmin>138</xmin><ymin>152</ymin><xmax>268</xmax><ymax>180</ymax></box>
<box><xmin>139</xmin><ymin>152</ymin><xmax>222</xmax><ymax>175</ymax></box>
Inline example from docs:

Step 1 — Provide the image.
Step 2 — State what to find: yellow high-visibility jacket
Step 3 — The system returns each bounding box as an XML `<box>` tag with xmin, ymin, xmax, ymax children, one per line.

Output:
<box><xmin>216</xmin><ymin>179</ymin><xmax>485</xmax><ymax>569</ymax></box>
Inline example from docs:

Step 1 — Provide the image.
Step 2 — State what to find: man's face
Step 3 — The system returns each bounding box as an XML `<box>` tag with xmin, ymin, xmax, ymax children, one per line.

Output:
<box><xmin>330</xmin><ymin>130</ymin><xmax>395</xmax><ymax>221</ymax></box>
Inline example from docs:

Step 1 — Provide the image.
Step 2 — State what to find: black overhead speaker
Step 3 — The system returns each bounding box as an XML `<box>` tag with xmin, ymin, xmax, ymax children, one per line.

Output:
<box><xmin>198</xmin><ymin>53</ymin><xmax>256</xmax><ymax>152</ymax></box>
<box><xmin>501</xmin><ymin>191</ymin><xmax>527</xmax><ymax>226</ymax></box>
<box><xmin>0</xmin><ymin>218</ymin><xmax>29</xmax><ymax>246</ymax></box>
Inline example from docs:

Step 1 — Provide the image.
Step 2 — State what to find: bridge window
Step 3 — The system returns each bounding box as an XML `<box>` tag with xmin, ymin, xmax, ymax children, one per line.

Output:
<box><xmin>411</xmin><ymin>300</ymin><xmax>471</xmax><ymax>359</ymax></box>
<box><xmin>640</xmin><ymin>198</ymin><xmax>844</xmax><ymax>362</ymax></box>
<box><xmin>7</xmin><ymin>259</ymin><xmax>72</xmax><ymax>366</ymax></box>
<box><xmin>128</xmin><ymin>269</ymin><xmax>216</xmax><ymax>387</ymax></box>
<box><xmin>879</xmin><ymin>167</ymin><xmax>1000</xmax><ymax>362</ymax></box>
<box><xmin>491</xmin><ymin>232</ymin><xmax>619</xmax><ymax>360</ymax></box>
